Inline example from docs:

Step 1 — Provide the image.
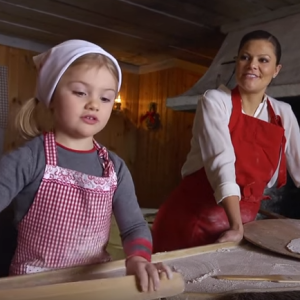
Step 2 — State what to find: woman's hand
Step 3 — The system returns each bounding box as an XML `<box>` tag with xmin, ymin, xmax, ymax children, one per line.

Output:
<box><xmin>216</xmin><ymin>226</ymin><xmax>244</xmax><ymax>243</ymax></box>
<box><xmin>126</xmin><ymin>256</ymin><xmax>173</xmax><ymax>292</ymax></box>
<box><xmin>217</xmin><ymin>195</ymin><xmax>244</xmax><ymax>243</ymax></box>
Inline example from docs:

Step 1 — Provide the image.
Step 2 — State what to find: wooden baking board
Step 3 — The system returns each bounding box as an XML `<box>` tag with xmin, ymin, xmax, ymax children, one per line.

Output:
<box><xmin>243</xmin><ymin>218</ymin><xmax>300</xmax><ymax>260</ymax></box>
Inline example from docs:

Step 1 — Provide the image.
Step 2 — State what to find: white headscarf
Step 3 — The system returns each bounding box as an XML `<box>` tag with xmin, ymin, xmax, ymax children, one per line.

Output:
<box><xmin>33</xmin><ymin>39</ymin><xmax>122</xmax><ymax>107</ymax></box>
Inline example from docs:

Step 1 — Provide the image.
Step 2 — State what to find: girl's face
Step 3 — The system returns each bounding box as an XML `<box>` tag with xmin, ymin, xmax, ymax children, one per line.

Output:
<box><xmin>51</xmin><ymin>63</ymin><xmax>117</xmax><ymax>140</ymax></box>
<box><xmin>235</xmin><ymin>39</ymin><xmax>282</xmax><ymax>94</ymax></box>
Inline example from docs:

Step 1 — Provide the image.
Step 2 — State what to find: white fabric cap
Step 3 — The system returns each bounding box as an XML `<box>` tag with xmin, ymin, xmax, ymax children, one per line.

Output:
<box><xmin>33</xmin><ymin>39</ymin><xmax>122</xmax><ymax>107</ymax></box>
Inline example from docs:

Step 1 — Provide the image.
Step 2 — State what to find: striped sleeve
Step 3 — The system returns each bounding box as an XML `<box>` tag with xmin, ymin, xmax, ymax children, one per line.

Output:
<box><xmin>110</xmin><ymin>153</ymin><xmax>153</xmax><ymax>262</ymax></box>
<box><xmin>123</xmin><ymin>238</ymin><xmax>152</xmax><ymax>262</ymax></box>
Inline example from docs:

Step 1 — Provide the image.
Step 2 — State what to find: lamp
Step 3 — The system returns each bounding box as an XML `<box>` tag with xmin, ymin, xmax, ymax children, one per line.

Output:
<box><xmin>114</xmin><ymin>94</ymin><xmax>122</xmax><ymax>110</ymax></box>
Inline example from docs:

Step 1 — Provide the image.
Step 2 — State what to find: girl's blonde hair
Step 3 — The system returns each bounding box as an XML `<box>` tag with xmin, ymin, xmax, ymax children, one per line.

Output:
<box><xmin>16</xmin><ymin>53</ymin><xmax>119</xmax><ymax>140</ymax></box>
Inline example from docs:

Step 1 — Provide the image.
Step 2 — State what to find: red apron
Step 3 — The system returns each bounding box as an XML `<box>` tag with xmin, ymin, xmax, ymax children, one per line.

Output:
<box><xmin>152</xmin><ymin>87</ymin><xmax>286</xmax><ymax>252</ymax></box>
<box><xmin>10</xmin><ymin>132</ymin><xmax>117</xmax><ymax>275</ymax></box>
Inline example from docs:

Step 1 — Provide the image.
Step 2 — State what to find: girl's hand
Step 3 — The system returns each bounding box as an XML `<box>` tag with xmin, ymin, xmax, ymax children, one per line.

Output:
<box><xmin>126</xmin><ymin>256</ymin><xmax>173</xmax><ymax>292</ymax></box>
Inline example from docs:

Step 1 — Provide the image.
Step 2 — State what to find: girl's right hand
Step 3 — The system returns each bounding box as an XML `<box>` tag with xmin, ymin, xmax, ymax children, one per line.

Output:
<box><xmin>126</xmin><ymin>256</ymin><xmax>173</xmax><ymax>292</ymax></box>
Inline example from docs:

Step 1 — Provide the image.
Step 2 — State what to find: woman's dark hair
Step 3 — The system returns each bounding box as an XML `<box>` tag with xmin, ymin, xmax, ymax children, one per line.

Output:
<box><xmin>238</xmin><ymin>30</ymin><xmax>282</xmax><ymax>65</ymax></box>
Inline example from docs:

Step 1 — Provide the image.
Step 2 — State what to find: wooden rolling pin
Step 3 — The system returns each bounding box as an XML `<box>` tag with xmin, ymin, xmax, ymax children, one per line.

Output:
<box><xmin>214</xmin><ymin>274</ymin><xmax>300</xmax><ymax>283</ymax></box>
<box><xmin>0</xmin><ymin>272</ymin><xmax>185</xmax><ymax>300</ymax></box>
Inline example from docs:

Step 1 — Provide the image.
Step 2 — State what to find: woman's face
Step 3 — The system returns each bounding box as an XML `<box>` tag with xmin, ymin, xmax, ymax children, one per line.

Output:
<box><xmin>235</xmin><ymin>39</ymin><xmax>282</xmax><ymax>94</ymax></box>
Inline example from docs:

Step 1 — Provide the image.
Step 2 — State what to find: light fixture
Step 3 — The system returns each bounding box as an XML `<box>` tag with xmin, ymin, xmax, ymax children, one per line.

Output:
<box><xmin>114</xmin><ymin>94</ymin><xmax>122</xmax><ymax>110</ymax></box>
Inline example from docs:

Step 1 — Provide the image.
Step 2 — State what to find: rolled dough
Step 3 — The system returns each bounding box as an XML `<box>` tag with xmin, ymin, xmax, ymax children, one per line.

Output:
<box><xmin>286</xmin><ymin>238</ymin><xmax>300</xmax><ymax>254</ymax></box>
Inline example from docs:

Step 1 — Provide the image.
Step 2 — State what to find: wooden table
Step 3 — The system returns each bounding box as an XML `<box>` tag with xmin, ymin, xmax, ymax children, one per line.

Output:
<box><xmin>1</xmin><ymin>240</ymin><xmax>300</xmax><ymax>299</ymax></box>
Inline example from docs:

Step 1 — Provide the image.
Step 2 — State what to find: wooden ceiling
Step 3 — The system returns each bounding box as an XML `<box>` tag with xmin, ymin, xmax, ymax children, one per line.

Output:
<box><xmin>0</xmin><ymin>0</ymin><xmax>300</xmax><ymax>67</ymax></box>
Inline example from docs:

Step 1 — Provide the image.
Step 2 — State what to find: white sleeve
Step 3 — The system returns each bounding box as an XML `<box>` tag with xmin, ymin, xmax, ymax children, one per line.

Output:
<box><xmin>196</xmin><ymin>90</ymin><xmax>241</xmax><ymax>203</ymax></box>
<box><xmin>284</xmin><ymin>105</ymin><xmax>300</xmax><ymax>187</ymax></box>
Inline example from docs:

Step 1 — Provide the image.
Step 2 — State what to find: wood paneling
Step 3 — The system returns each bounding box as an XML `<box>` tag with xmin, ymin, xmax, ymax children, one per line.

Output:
<box><xmin>134</xmin><ymin>68</ymin><xmax>201</xmax><ymax>208</ymax></box>
<box><xmin>0</xmin><ymin>45</ymin><xmax>37</xmax><ymax>152</ymax></box>
<box><xmin>98</xmin><ymin>67</ymin><xmax>202</xmax><ymax>208</ymax></box>
<box><xmin>95</xmin><ymin>72</ymin><xmax>140</xmax><ymax>175</ymax></box>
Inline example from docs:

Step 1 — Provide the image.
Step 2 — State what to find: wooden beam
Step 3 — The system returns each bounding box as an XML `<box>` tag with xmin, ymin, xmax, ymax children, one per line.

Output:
<box><xmin>0</xmin><ymin>32</ymin><xmax>207</xmax><ymax>75</ymax></box>
<box><xmin>56</xmin><ymin>0</ymin><xmax>217</xmax><ymax>41</ymax></box>
<box><xmin>0</xmin><ymin>31</ymin><xmax>140</xmax><ymax>73</ymax></box>
<box><xmin>196</xmin><ymin>0</ymin><xmax>269</xmax><ymax>20</ymax></box>
<box><xmin>116</xmin><ymin>0</ymin><xmax>232</xmax><ymax>28</ymax></box>
<box><xmin>0</xmin><ymin>1</ymin><xmax>162</xmax><ymax>50</ymax></box>
<box><xmin>137</xmin><ymin>58</ymin><xmax>208</xmax><ymax>74</ymax></box>
<box><xmin>6</xmin><ymin>0</ymin><xmax>176</xmax><ymax>44</ymax></box>
<box><xmin>254</xmin><ymin>0</ymin><xmax>295</xmax><ymax>10</ymax></box>
<box><xmin>52</xmin><ymin>0</ymin><xmax>221</xmax><ymax>57</ymax></box>
<box><xmin>3</xmin><ymin>0</ymin><xmax>218</xmax><ymax>65</ymax></box>
<box><xmin>0</xmin><ymin>18</ymin><xmax>213</xmax><ymax>67</ymax></box>
<box><xmin>174</xmin><ymin>59</ymin><xmax>208</xmax><ymax>74</ymax></box>
<box><xmin>221</xmin><ymin>3</ymin><xmax>300</xmax><ymax>33</ymax></box>
<box><xmin>0</xmin><ymin>12</ymin><xmax>158</xmax><ymax>66</ymax></box>
<box><xmin>0</xmin><ymin>33</ymin><xmax>50</xmax><ymax>53</ymax></box>
<box><xmin>0</xmin><ymin>20</ymin><xmax>67</xmax><ymax>45</ymax></box>
<box><xmin>117</xmin><ymin>0</ymin><xmax>215</xmax><ymax>30</ymax></box>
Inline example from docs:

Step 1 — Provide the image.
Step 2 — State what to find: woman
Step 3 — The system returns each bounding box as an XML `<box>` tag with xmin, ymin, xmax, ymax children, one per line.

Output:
<box><xmin>152</xmin><ymin>30</ymin><xmax>300</xmax><ymax>252</ymax></box>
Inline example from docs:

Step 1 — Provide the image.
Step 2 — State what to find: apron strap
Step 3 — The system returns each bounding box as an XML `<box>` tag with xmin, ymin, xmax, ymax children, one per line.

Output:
<box><xmin>93</xmin><ymin>140</ymin><xmax>114</xmax><ymax>177</ymax></box>
<box><xmin>44</xmin><ymin>132</ymin><xmax>57</xmax><ymax>166</ymax></box>
<box><xmin>267</xmin><ymin>99</ymin><xmax>278</xmax><ymax>123</ymax></box>
<box><xmin>276</xmin><ymin>136</ymin><xmax>287</xmax><ymax>188</ymax></box>
<box><xmin>43</xmin><ymin>132</ymin><xmax>114</xmax><ymax>177</ymax></box>
<box><xmin>267</xmin><ymin>100</ymin><xmax>287</xmax><ymax>188</ymax></box>
<box><xmin>228</xmin><ymin>86</ymin><xmax>242</xmax><ymax>131</ymax></box>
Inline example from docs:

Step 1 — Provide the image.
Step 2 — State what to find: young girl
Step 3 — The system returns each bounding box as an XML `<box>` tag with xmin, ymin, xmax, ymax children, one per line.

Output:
<box><xmin>0</xmin><ymin>39</ymin><xmax>171</xmax><ymax>291</ymax></box>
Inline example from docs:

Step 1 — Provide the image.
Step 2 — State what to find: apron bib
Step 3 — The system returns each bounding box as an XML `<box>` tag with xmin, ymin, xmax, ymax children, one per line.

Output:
<box><xmin>10</xmin><ymin>132</ymin><xmax>117</xmax><ymax>275</ymax></box>
<box><xmin>152</xmin><ymin>87</ymin><xmax>286</xmax><ymax>252</ymax></box>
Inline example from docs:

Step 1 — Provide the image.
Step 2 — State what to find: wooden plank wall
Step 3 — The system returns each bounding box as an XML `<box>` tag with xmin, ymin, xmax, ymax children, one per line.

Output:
<box><xmin>1</xmin><ymin>44</ymin><xmax>202</xmax><ymax>208</ymax></box>
<box><xmin>134</xmin><ymin>68</ymin><xmax>199</xmax><ymax>208</ymax></box>
<box><xmin>96</xmin><ymin>72</ymin><xmax>140</xmax><ymax>175</ymax></box>
<box><xmin>0</xmin><ymin>45</ymin><xmax>37</xmax><ymax>152</ymax></box>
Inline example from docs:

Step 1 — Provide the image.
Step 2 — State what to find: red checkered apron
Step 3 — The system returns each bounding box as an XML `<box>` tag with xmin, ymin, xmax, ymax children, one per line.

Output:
<box><xmin>10</xmin><ymin>132</ymin><xmax>117</xmax><ymax>275</ymax></box>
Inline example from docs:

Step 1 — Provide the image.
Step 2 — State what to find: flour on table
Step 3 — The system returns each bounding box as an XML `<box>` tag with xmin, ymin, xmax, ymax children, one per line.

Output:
<box><xmin>186</xmin><ymin>269</ymin><xmax>219</xmax><ymax>284</ymax></box>
<box><xmin>165</xmin><ymin>243</ymin><xmax>300</xmax><ymax>295</ymax></box>
<box><xmin>216</xmin><ymin>248</ymin><xmax>231</xmax><ymax>253</ymax></box>
<box><xmin>286</xmin><ymin>238</ymin><xmax>300</xmax><ymax>254</ymax></box>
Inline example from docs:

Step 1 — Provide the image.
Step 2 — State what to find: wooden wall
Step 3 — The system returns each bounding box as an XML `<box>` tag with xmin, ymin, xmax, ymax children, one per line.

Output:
<box><xmin>0</xmin><ymin>45</ymin><xmax>37</xmax><ymax>152</ymax></box>
<box><xmin>1</xmin><ymin>44</ymin><xmax>202</xmax><ymax>209</ymax></box>
<box><xmin>96</xmin><ymin>72</ymin><xmax>140</xmax><ymax>175</ymax></box>
<box><xmin>134</xmin><ymin>69</ymin><xmax>199</xmax><ymax>208</ymax></box>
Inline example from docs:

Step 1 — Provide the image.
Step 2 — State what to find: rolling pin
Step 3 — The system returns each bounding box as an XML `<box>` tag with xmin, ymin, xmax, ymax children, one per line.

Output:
<box><xmin>0</xmin><ymin>272</ymin><xmax>185</xmax><ymax>300</ymax></box>
<box><xmin>214</xmin><ymin>274</ymin><xmax>300</xmax><ymax>283</ymax></box>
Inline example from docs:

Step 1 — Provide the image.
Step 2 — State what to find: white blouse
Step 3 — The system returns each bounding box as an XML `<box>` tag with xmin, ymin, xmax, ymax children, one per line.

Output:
<box><xmin>181</xmin><ymin>85</ymin><xmax>300</xmax><ymax>203</ymax></box>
